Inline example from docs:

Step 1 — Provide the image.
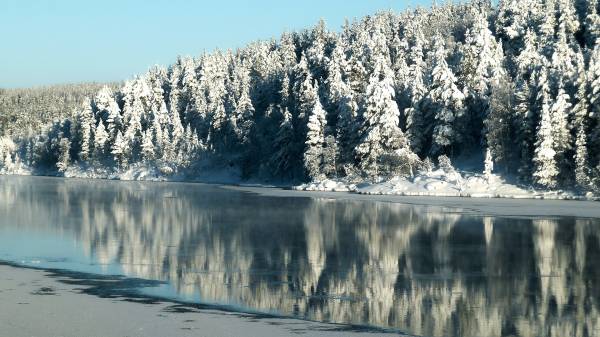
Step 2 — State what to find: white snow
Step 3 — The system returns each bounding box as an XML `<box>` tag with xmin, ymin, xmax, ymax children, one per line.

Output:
<box><xmin>294</xmin><ymin>179</ymin><xmax>357</xmax><ymax>192</ymax></box>
<box><xmin>295</xmin><ymin>168</ymin><xmax>598</xmax><ymax>201</ymax></box>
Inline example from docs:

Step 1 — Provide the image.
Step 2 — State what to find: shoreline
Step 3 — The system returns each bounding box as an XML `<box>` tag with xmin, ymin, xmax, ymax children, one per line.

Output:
<box><xmin>227</xmin><ymin>185</ymin><xmax>600</xmax><ymax>219</ymax></box>
<box><xmin>4</xmin><ymin>174</ymin><xmax>600</xmax><ymax>219</ymax></box>
<box><xmin>0</xmin><ymin>261</ymin><xmax>399</xmax><ymax>337</ymax></box>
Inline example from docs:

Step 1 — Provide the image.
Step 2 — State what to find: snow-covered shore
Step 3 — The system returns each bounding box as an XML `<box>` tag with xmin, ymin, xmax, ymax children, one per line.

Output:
<box><xmin>294</xmin><ymin>168</ymin><xmax>599</xmax><ymax>201</ymax></box>
<box><xmin>3</xmin><ymin>163</ymin><xmax>598</xmax><ymax>203</ymax></box>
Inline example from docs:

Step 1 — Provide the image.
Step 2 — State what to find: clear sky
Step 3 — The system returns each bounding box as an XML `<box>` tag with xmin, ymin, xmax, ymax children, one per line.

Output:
<box><xmin>1</xmin><ymin>0</ymin><xmax>432</xmax><ymax>88</ymax></box>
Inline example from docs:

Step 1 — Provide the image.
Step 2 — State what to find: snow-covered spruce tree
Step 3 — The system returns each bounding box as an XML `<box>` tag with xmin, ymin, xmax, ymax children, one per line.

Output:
<box><xmin>355</xmin><ymin>50</ymin><xmax>411</xmax><ymax>177</ymax></box>
<box><xmin>573</xmin><ymin>58</ymin><xmax>592</xmax><ymax>189</ymax></box>
<box><xmin>496</xmin><ymin>0</ymin><xmax>537</xmax><ymax>43</ymax></box>
<box><xmin>325</xmin><ymin>43</ymin><xmax>357</xmax><ymax>169</ymax></box>
<box><xmin>146</xmin><ymin>66</ymin><xmax>168</xmax><ymax>115</ymax></box>
<box><xmin>56</xmin><ymin>137</ymin><xmax>71</xmax><ymax>173</ymax></box>
<box><xmin>484</xmin><ymin>73</ymin><xmax>515</xmax><ymax>173</ymax></box>
<box><xmin>532</xmin><ymin>68</ymin><xmax>559</xmax><ymax>189</ymax></box>
<box><xmin>426</xmin><ymin>36</ymin><xmax>465</xmax><ymax>157</ymax></box>
<box><xmin>584</xmin><ymin>0</ymin><xmax>600</xmax><ymax>46</ymax></box>
<box><xmin>404</xmin><ymin>20</ymin><xmax>429</xmax><ymax>155</ymax></box>
<box><xmin>461</xmin><ymin>11</ymin><xmax>505</xmax><ymax>105</ymax></box>
<box><xmin>167</xmin><ymin>58</ymin><xmax>185</xmax><ymax>123</ymax></box>
<box><xmin>111</xmin><ymin>131</ymin><xmax>129</xmax><ymax>169</ymax></box>
<box><xmin>230</xmin><ymin>63</ymin><xmax>255</xmax><ymax>146</ymax></box>
<box><xmin>121</xmin><ymin>78</ymin><xmax>150</xmax><ymax>161</ymax></box>
<box><xmin>322</xmin><ymin>135</ymin><xmax>338</xmax><ymax>178</ymax></box>
<box><xmin>589</xmin><ymin>44</ymin><xmax>600</xmax><ymax>188</ymax></box>
<box><xmin>539</xmin><ymin>2</ymin><xmax>558</xmax><ymax>57</ymax></box>
<box><xmin>513</xmin><ymin>78</ymin><xmax>537</xmax><ymax>183</ymax></box>
<box><xmin>303</xmin><ymin>88</ymin><xmax>327</xmax><ymax>181</ymax></box>
<box><xmin>205</xmin><ymin>53</ymin><xmax>229</xmax><ymax>151</ymax></box>
<box><xmin>550</xmin><ymin>84</ymin><xmax>574</xmax><ymax>185</ymax></box>
<box><xmin>515</xmin><ymin>29</ymin><xmax>543</xmax><ymax>79</ymax></box>
<box><xmin>270</xmin><ymin>107</ymin><xmax>300</xmax><ymax>180</ymax></box>
<box><xmin>141</xmin><ymin>130</ymin><xmax>155</xmax><ymax>163</ymax></box>
<box><xmin>75</xmin><ymin>99</ymin><xmax>95</xmax><ymax>162</ymax></box>
<box><xmin>557</xmin><ymin>0</ymin><xmax>581</xmax><ymax>38</ymax></box>
<box><xmin>291</xmin><ymin>55</ymin><xmax>319</xmax><ymax>163</ymax></box>
<box><xmin>293</xmin><ymin>55</ymin><xmax>317</xmax><ymax>122</ymax></box>
<box><xmin>305</xmin><ymin>19</ymin><xmax>330</xmax><ymax>79</ymax></box>
<box><xmin>179</xmin><ymin>56</ymin><xmax>207</xmax><ymax>134</ymax></box>
<box><xmin>93</xmin><ymin>120</ymin><xmax>108</xmax><ymax>161</ymax></box>
<box><xmin>93</xmin><ymin>86</ymin><xmax>121</xmax><ymax>141</ymax></box>
<box><xmin>278</xmin><ymin>32</ymin><xmax>298</xmax><ymax>72</ymax></box>
<box><xmin>345</xmin><ymin>26</ymin><xmax>369</xmax><ymax>100</ymax></box>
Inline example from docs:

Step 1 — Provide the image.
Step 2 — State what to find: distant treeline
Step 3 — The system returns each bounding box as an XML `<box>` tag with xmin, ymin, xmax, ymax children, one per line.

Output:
<box><xmin>0</xmin><ymin>83</ymin><xmax>119</xmax><ymax>137</ymax></box>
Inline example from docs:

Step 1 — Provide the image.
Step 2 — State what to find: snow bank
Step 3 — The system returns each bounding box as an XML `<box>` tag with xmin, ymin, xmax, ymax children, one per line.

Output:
<box><xmin>3</xmin><ymin>163</ymin><xmax>598</xmax><ymax>202</ymax></box>
<box><xmin>354</xmin><ymin>169</ymin><xmax>597</xmax><ymax>201</ymax></box>
<box><xmin>294</xmin><ymin>179</ymin><xmax>357</xmax><ymax>192</ymax></box>
<box><xmin>293</xmin><ymin>169</ymin><xmax>598</xmax><ymax>201</ymax></box>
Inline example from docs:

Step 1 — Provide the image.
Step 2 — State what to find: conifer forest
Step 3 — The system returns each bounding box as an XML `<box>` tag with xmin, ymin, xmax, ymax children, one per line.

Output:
<box><xmin>2</xmin><ymin>0</ymin><xmax>600</xmax><ymax>193</ymax></box>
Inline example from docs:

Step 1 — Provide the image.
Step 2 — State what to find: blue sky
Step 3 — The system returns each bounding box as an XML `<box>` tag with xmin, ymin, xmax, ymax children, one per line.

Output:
<box><xmin>1</xmin><ymin>0</ymin><xmax>432</xmax><ymax>88</ymax></box>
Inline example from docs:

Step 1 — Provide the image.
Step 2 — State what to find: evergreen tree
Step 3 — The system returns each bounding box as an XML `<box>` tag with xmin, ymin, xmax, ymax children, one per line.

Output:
<box><xmin>322</xmin><ymin>135</ymin><xmax>338</xmax><ymax>178</ymax></box>
<box><xmin>589</xmin><ymin>45</ymin><xmax>600</xmax><ymax>188</ymax></box>
<box><xmin>404</xmin><ymin>22</ymin><xmax>428</xmax><ymax>155</ymax></box>
<box><xmin>94</xmin><ymin>120</ymin><xmax>108</xmax><ymax>160</ymax></box>
<box><xmin>303</xmin><ymin>91</ymin><xmax>327</xmax><ymax>181</ymax></box>
<box><xmin>270</xmin><ymin>108</ymin><xmax>296</xmax><ymax>179</ymax></box>
<box><xmin>141</xmin><ymin>130</ymin><xmax>155</xmax><ymax>162</ymax></box>
<box><xmin>426</xmin><ymin>37</ymin><xmax>465</xmax><ymax>157</ymax></box>
<box><xmin>355</xmin><ymin>53</ymin><xmax>409</xmax><ymax>177</ymax></box>
<box><xmin>94</xmin><ymin>86</ymin><xmax>121</xmax><ymax>140</ymax></box>
<box><xmin>514</xmin><ymin>78</ymin><xmax>536</xmax><ymax>182</ymax></box>
<box><xmin>573</xmin><ymin>62</ymin><xmax>592</xmax><ymax>189</ymax></box>
<box><xmin>484</xmin><ymin>73</ymin><xmax>515</xmax><ymax>172</ymax></box>
<box><xmin>550</xmin><ymin>84</ymin><xmax>574</xmax><ymax>184</ymax></box>
<box><xmin>232</xmin><ymin>66</ymin><xmax>255</xmax><ymax>146</ymax></box>
<box><xmin>533</xmin><ymin>69</ymin><xmax>559</xmax><ymax>189</ymax></box>
<box><xmin>76</xmin><ymin>99</ymin><xmax>95</xmax><ymax>162</ymax></box>
<box><xmin>325</xmin><ymin>43</ymin><xmax>357</xmax><ymax>167</ymax></box>
<box><xmin>111</xmin><ymin>131</ymin><xmax>129</xmax><ymax>168</ymax></box>
<box><xmin>56</xmin><ymin>137</ymin><xmax>71</xmax><ymax>173</ymax></box>
<box><xmin>585</xmin><ymin>0</ymin><xmax>600</xmax><ymax>46</ymax></box>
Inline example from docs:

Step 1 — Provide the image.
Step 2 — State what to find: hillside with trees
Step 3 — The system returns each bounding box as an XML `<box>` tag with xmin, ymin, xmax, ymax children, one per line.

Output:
<box><xmin>1</xmin><ymin>0</ymin><xmax>600</xmax><ymax>193</ymax></box>
<box><xmin>0</xmin><ymin>83</ymin><xmax>119</xmax><ymax>137</ymax></box>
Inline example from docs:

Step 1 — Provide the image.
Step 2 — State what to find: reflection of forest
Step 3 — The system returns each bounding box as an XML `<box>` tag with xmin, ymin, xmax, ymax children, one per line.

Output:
<box><xmin>1</xmin><ymin>177</ymin><xmax>600</xmax><ymax>337</ymax></box>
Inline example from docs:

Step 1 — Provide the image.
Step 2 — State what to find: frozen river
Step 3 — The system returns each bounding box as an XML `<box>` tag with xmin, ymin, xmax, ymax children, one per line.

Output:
<box><xmin>1</xmin><ymin>175</ymin><xmax>599</xmax><ymax>337</ymax></box>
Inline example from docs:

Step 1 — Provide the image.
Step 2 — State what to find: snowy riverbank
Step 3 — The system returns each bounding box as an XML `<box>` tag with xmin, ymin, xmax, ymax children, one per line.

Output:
<box><xmin>294</xmin><ymin>168</ymin><xmax>599</xmax><ymax>201</ymax></box>
<box><xmin>2</xmin><ymin>163</ymin><xmax>599</xmax><ymax>203</ymax></box>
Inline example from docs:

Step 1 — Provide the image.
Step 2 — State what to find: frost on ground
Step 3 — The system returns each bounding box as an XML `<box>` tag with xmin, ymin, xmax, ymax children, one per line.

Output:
<box><xmin>295</xmin><ymin>167</ymin><xmax>598</xmax><ymax>201</ymax></box>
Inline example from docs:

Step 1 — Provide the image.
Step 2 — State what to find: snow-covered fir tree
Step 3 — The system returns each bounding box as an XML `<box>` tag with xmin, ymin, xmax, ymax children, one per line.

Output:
<box><xmin>303</xmin><ymin>89</ymin><xmax>327</xmax><ymax>181</ymax></box>
<box><xmin>533</xmin><ymin>69</ymin><xmax>559</xmax><ymax>189</ymax></box>
<box><xmin>355</xmin><ymin>49</ymin><xmax>411</xmax><ymax>177</ymax></box>
<box><xmin>94</xmin><ymin>120</ymin><xmax>108</xmax><ymax>160</ymax></box>
<box><xmin>573</xmin><ymin>60</ymin><xmax>592</xmax><ymax>189</ymax></box>
<box><xmin>426</xmin><ymin>36</ymin><xmax>465</xmax><ymax>157</ymax></box>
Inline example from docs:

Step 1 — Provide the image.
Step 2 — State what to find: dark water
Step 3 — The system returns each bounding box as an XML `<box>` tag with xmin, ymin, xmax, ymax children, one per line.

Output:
<box><xmin>1</xmin><ymin>176</ymin><xmax>599</xmax><ymax>337</ymax></box>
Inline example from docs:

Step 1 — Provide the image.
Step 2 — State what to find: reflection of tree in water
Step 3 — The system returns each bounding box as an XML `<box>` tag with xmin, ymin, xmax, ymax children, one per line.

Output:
<box><xmin>2</xmin><ymin>176</ymin><xmax>600</xmax><ymax>337</ymax></box>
